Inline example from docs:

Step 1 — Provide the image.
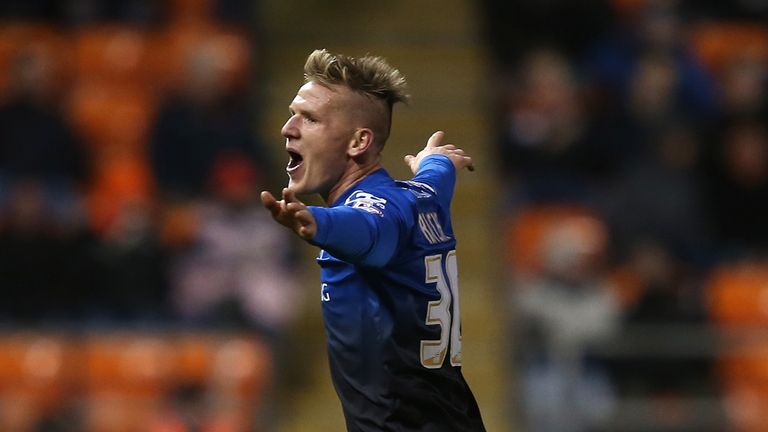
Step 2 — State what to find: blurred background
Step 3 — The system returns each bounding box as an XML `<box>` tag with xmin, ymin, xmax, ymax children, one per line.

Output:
<box><xmin>1</xmin><ymin>0</ymin><xmax>768</xmax><ymax>431</ymax></box>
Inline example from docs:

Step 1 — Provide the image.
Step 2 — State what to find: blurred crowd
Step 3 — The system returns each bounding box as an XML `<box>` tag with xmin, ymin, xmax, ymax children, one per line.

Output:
<box><xmin>0</xmin><ymin>0</ymin><xmax>300</xmax><ymax>335</ymax></box>
<box><xmin>5</xmin><ymin>0</ymin><xmax>768</xmax><ymax>431</ymax></box>
<box><xmin>0</xmin><ymin>1</ymin><xmax>300</xmax><ymax>430</ymax></box>
<box><xmin>484</xmin><ymin>0</ymin><xmax>768</xmax><ymax>431</ymax></box>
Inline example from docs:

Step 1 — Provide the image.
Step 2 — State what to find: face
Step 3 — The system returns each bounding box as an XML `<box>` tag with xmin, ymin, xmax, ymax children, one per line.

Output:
<box><xmin>282</xmin><ymin>81</ymin><xmax>358</xmax><ymax>199</ymax></box>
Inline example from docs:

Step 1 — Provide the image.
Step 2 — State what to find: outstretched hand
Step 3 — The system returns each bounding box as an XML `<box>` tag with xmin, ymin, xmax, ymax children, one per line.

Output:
<box><xmin>260</xmin><ymin>188</ymin><xmax>317</xmax><ymax>240</ymax></box>
<box><xmin>404</xmin><ymin>131</ymin><xmax>475</xmax><ymax>175</ymax></box>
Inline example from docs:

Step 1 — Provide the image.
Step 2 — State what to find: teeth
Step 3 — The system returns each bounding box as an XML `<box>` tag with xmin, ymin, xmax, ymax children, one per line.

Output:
<box><xmin>286</xmin><ymin>151</ymin><xmax>303</xmax><ymax>172</ymax></box>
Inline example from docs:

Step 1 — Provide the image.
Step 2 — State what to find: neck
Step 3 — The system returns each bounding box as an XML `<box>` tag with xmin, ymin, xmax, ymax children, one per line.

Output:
<box><xmin>325</xmin><ymin>160</ymin><xmax>383</xmax><ymax>204</ymax></box>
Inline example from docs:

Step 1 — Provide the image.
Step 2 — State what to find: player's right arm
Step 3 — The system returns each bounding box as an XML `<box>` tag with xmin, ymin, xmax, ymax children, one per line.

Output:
<box><xmin>260</xmin><ymin>187</ymin><xmax>402</xmax><ymax>267</ymax></box>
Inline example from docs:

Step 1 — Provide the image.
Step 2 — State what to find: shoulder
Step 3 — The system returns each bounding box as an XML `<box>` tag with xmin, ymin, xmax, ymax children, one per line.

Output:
<box><xmin>343</xmin><ymin>181</ymin><xmax>423</xmax><ymax>224</ymax></box>
<box><xmin>395</xmin><ymin>180</ymin><xmax>438</xmax><ymax>200</ymax></box>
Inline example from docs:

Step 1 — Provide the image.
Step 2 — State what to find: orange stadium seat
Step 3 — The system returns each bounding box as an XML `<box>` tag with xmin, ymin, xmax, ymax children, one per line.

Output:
<box><xmin>0</xmin><ymin>23</ymin><xmax>71</xmax><ymax>102</ymax></box>
<box><xmin>153</xmin><ymin>23</ymin><xmax>251</xmax><ymax>93</ymax></box>
<box><xmin>72</xmin><ymin>25</ymin><xmax>156</xmax><ymax>87</ymax></box>
<box><xmin>170</xmin><ymin>0</ymin><xmax>215</xmax><ymax>25</ymax></box>
<box><xmin>209</xmin><ymin>336</ymin><xmax>271</xmax><ymax>399</ymax></box>
<box><xmin>689</xmin><ymin>23</ymin><xmax>768</xmax><ymax>76</ymax></box>
<box><xmin>84</xmin><ymin>333</ymin><xmax>174</xmax><ymax>396</ymax></box>
<box><xmin>708</xmin><ymin>263</ymin><xmax>768</xmax><ymax>432</ymax></box>
<box><xmin>83</xmin><ymin>334</ymin><xmax>175</xmax><ymax>432</ymax></box>
<box><xmin>68</xmin><ymin>83</ymin><xmax>155</xmax><ymax>151</ymax></box>
<box><xmin>81</xmin><ymin>333</ymin><xmax>270</xmax><ymax>432</ymax></box>
<box><xmin>708</xmin><ymin>263</ymin><xmax>768</xmax><ymax>325</ymax></box>
<box><xmin>503</xmin><ymin>203</ymin><xmax>605</xmax><ymax>275</ymax></box>
<box><xmin>720</xmin><ymin>348</ymin><xmax>768</xmax><ymax>432</ymax></box>
<box><xmin>609</xmin><ymin>0</ymin><xmax>647</xmax><ymax>18</ymax></box>
<box><xmin>85</xmin><ymin>149</ymin><xmax>155</xmax><ymax>234</ymax></box>
<box><xmin>0</xmin><ymin>333</ymin><xmax>78</xmax><ymax>432</ymax></box>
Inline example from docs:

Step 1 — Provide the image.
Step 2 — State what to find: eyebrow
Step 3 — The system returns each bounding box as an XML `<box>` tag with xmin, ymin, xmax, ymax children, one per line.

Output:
<box><xmin>288</xmin><ymin>104</ymin><xmax>318</xmax><ymax>119</ymax></box>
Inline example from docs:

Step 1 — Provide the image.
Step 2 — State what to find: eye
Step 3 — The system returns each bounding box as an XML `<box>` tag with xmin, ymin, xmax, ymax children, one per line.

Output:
<box><xmin>303</xmin><ymin>116</ymin><xmax>318</xmax><ymax>124</ymax></box>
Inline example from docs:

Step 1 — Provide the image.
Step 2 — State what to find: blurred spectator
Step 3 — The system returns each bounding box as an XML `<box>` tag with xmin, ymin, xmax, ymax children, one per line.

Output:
<box><xmin>482</xmin><ymin>0</ymin><xmax>614</xmax><ymax>65</ymax></box>
<box><xmin>584</xmin><ymin>1</ymin><xmax>718</xmax><ymax>121</ymax></box>
<box><xmin>716</xmin><ymin>52</ymin><xmax>768</xmax><ymax>119</ymax></box>
<box><xmin>0</xmin><ymin>0</ymin><xmax>167</xmax><ymax>25</ymax></box>
<box><xmin>682</xmin><ymin>0</ymin><xmax>768</xmax><ymax>21</ymax></box>
<box><xmin>511</xmin><ymin>214</ymin><xmax>620</xmax><ymax>432</ymax></box>
<box><xmin>610</xmin><ymin>240</ymin><xmax>715</xmax><ymax>398</ymax></box>
<box><xmin>498</xmin><ymin>48</ymin><xmax>613</xmax><ymax>204</ymax></box>
<box><xmin>63</xmin><ymin>0</ymin><xmax>167</xmax><ymax>26</ymax></box>
<box><xmin>88</xmin><ymin>198</ymin><xmax>170</xmax><ymax>324</ymax></box>
<box><xmin>700</xmin><ymin>117</ymin><xmax>768</xmax><ymax>257</ymax></box>
<box><xmin>169</xmin><ymin>153</ymin><xmax>300</xmax><ymax>339</ymax></box>
<box><xmin>599</xmin><ymin>123</ymin><xmax>710</xmax><ymax>262</ymax></box>
<box><xmin>0</xmin><ymin>0</ymin><xmax>66</xmax><ymax>22</ymax></box>
<box><xmin>0</xmin><ymin>47</ymin><xmax>87</xmax><ymax>192</ymax></box>
<box><xmin>0</xmin><ymin>44</ymin><xmax>96</xmax><ymax>325</ymax></box>
<box><xmin>149</xmin><ymin>35</ymin><xmax>270</xmax><ymax>199</ymax></box>
<box><xmin>0</xmin><ymin>181</ymin><xmax>96</xmax><ymax>324</ymax></box>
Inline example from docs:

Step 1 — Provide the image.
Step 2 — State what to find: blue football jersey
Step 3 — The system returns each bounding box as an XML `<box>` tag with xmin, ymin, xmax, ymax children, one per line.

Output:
<box><xmin>307</xmin><ymin>155</ymin><xmax>485</xmax><ymax>432</ymax></box>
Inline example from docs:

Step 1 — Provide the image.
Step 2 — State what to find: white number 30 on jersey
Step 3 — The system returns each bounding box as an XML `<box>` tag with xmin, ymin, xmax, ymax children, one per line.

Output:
<box><xmin>421</xmin><ymin>250</ymin><xmax>463</xmax><ymax>368</ymax></box>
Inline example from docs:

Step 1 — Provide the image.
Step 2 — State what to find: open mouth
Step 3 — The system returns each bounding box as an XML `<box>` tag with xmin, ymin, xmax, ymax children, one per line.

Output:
<box><xmin>286</xmin><ymin>150</ymin><xmax>304</xmax><ymax>172</ymax></box>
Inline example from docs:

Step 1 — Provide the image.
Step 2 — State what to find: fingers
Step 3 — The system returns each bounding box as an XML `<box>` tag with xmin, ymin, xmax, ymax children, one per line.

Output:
<box><xmin>260</xmin><ymin>191</ymin><xmax>281</xmax><ymax>217</ymax></box>
<box><xmin>285</xmin><ymin>201</ymin><xmax>305</xmax><ymax>213</ymax></box>
<box><xmin>288</xmin><ymin>204</ymin><xmax>316</xmax><ymax>239</ymax></box>
<box><xmin>293</xmin><ymin>207</ymin><xmax>312</xmax><ymax>223</ymax></box>
<box><xmin>427</xmin><ymin>130</ymin><xmax>445</xmax><ymax>148</ymax></box>
<box><xmin>404</xmin><ymin>154</ymin><xmax>416</xmax><ymax>169</ymax></box>
<box><xmin>465</xmin><ymin>157</ymin><xmax>475</xmax><ymax>172</ymax></box>
<box><xmin>282</xmin><ymin>187</ymin><xmax>298</xmax><ymax>203</ymax></box>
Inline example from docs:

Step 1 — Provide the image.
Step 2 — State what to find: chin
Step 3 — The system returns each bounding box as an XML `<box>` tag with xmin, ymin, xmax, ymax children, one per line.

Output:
<box><xmin>287</xmin><ymin>180</ymin><xmax>306</xmax><ymax>194</ymax></box>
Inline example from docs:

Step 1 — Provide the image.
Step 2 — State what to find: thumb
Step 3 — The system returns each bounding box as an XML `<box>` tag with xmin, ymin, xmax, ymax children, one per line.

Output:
<box><xmin>294</xmin><ymin>209</ymin><xmax>316</xmax><ymax>239</ymax></box>
<box><xmin>404</xmin><ymin>154</ymin><xmax>415</xmax><ymax>165</ymax></box>
<box><xmin>427</xmin><ymin>131</ymin><xmax>445</xmax><ymax>148</ymax></box>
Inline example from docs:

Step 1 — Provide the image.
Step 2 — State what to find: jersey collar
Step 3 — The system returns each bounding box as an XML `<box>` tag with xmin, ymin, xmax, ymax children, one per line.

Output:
<box><xmin>331</xmin><ymin>168</ymin><xmax>393</xmax><ymax>207</ymax></box>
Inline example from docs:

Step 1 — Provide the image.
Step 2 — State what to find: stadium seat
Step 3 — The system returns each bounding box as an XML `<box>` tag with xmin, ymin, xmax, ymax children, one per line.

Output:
<box><xmin>690</xmin><ymin>23</ymin><xmax>768</xmax><ymax>76</ymax></box>
<box><xmin>67</xmin><ymin>83</ymin><xmax>155</xmax><ymax>151</ymax></box>
<box><xmin>153</xmin><ymin>23</ymin><xmax>251</xmax><ymax>94</ymax></box>
<box><xmin>83</xmin><ymin>334</ymin><xmax>175</xmax><ymax>432</ymax></box>
<box><xmin>209</xmin><ymin>336</ymin><xmax>271</xmax><ymax>399</ymax></box>
<box><xmin>708</xmin><ymin>263</ymin><xmax>768</xmax><ymax>432</ymax></box>
<box><xmin>0</xmin><ymin>23</ymin><xmax>70</xmax><ymax>102</ymax></box>
<box><xmin>708</xmin><ymin>263</ymin><xmax>768</xmax><ymax>326</ymax></box>
<box><xmin>72</xmin><ymin>25</ymin><xmax>155</xmax><ymax>87</ymax></box>
<box><xmin>85</xmin><ymin>150</ymin><xmax>155</xmax><ymax>234</ymax></box>
<box><xmin>170</xmin><ymin>0</ymin><xmax>214</xmax><ymax>25</ymax></box>
<box><xmin>0</xmin><ymin>333</ymin><xmax>76</xmax><ymax>432</ymax></box>
<box><xmin>503</xmin><ymin>203</ymin><xmax>605</xmax><ymax>275</ymax></box>
<box><xmin>85</xmin><ymin>333</ymin><xmax>173</xmax><ymax>396</ymax></box>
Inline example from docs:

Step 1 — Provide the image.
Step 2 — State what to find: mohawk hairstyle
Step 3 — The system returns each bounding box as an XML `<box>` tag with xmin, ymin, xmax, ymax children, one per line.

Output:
<box><xmin>303</xmin><ymin>49</ymin><xmax>410</xmax><ymax>108</ymax></box>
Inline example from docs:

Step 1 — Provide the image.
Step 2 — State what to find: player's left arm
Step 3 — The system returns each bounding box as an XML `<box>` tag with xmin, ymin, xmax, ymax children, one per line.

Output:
<box><xmin>404</xmin><ymin>131</ymin><xmax>474</xmax><ymax>174</ymax></box>
<box><xmin>404</xmin><ymin>131</ymin><xmax>474</xmax><ymax>208</ymax></box>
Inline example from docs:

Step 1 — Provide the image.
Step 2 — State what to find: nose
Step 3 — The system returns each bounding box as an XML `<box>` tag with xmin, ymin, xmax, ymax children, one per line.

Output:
<box><xmin>281</xmin><ymin>114</ymin><xmax>300</xmax><ymax>139</ymax></box>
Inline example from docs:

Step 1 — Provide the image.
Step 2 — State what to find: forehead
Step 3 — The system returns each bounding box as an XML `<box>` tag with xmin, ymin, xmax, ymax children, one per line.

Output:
<box><xmin>291</xmin><ymin>81</ymin><xmax>340</xmax><ymax>108</ymax></box>
<box><xmin>291</xmin><ymin>81</ymin><xmax>364</xmax><ymax>112</ymax></box>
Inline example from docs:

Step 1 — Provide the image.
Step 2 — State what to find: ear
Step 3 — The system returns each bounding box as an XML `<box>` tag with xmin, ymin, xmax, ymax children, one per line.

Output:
<box><xmin>348</xmin><ymin>128</ymin><xmax>375</xmax><ymax>158</ymax></box>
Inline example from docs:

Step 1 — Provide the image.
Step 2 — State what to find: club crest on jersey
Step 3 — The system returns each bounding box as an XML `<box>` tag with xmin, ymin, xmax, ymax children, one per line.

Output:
<box><xmin>345</xmin><ymin>191</ymin><xmax>387</xmax><ymax>217</ymax></box>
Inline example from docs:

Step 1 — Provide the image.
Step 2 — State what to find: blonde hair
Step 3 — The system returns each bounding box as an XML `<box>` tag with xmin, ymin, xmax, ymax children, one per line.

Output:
<box><xmin>303</xmin><ymin>49</ymin><xmax>410</xmax><ymax>108</ymax></box>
